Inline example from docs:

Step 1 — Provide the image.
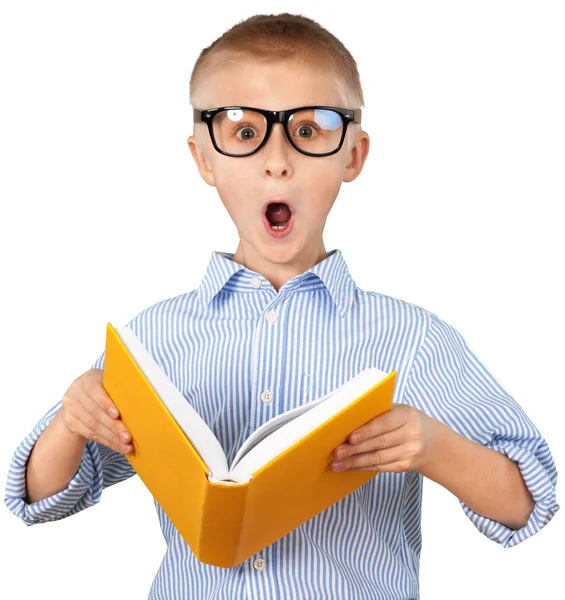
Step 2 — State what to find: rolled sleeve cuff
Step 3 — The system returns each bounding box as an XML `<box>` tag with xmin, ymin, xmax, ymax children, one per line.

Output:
<box><xmin>460</xmin><ymin>440</ymin><xmax>560</xmax><ymax>548</ymax></box>
<box><xmin>4</xmin><ymin>416</ymin><xmax>104</xmax><ymax>525</ymax></box>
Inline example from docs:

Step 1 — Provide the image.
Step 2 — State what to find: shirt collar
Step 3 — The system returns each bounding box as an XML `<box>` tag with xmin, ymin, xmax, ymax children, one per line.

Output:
<box><xmin>197</xmin><ymin>248</ymin><xmax>357</xmax><ymax>317</ymax></box>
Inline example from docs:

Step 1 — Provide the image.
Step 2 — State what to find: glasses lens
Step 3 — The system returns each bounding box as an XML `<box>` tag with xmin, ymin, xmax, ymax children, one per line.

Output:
<box><xmin>211</xmin><ymin>108</ymin><xmax>343</xmax><ymax>155</ymax></box>
<box><xmin>213</xmin><ymin>108</ymin><xmax>267</xmax><ymax>155</ymax></box>
<box><xmin>288</xmin><ymin>108</ymin><xmax>343</xmax><ymax>154</ymax></box>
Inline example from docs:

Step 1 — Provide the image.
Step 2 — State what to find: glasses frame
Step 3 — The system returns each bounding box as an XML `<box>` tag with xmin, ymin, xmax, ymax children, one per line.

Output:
<box><xmin>193</xmin><ymin>105</ymin><xmax>362</xmax><ymax>158</ymax></box>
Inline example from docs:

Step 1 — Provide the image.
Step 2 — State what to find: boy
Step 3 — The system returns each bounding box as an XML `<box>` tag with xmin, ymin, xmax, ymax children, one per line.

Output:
<box><xmin>5</xmin><ymin>12</ymin><xmax>560</xmax><ymax>600</ymax></box>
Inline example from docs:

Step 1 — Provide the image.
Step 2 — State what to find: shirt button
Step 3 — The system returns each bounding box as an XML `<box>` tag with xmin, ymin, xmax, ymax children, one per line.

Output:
<box><xmin>265</xmin><ymin>310</ymin><xmax>278</xmax><ymax>323</ymax></box>
<box><xmin>253</xmin><ymin>557</ymin><xmax>265</xmax><ymax>571</ymax></box>
<box><xmin>250</xmin><ymin>277</ymin><xmax>262</xmax><ymax>289</ymax></box>
<box><xmin>260</xmin><ymin>390</ymin><xmax>273</xmax><ymax>404</ymax></box>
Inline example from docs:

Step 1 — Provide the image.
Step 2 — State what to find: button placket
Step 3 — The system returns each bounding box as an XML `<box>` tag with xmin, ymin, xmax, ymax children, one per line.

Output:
<box><xmin>249</xmin><ymin>296</ymin><xmax>282</xmax><ymax>439</ymax></box>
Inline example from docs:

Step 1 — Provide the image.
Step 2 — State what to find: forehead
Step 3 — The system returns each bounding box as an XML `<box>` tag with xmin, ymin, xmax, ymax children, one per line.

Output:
<box><xmin>200</xmin><ymin>57</ymin><xmax>342</xmax><ymax>110</ymax></box>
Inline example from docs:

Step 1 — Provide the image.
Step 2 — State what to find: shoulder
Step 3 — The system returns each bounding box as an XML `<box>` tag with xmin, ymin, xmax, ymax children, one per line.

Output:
<box><xmin>353</xmin><ymin>285</ymin><xmax>434</xmax><ymax>334</ymax></box>
<box><xmin>355</xmin><ymin>288</ymin><xmax>485</xmax><ymax>377</ymax></box>
<box><xmin>355</xmin><ymin>288</ymin><xmax>470</xmax><ymax>358</ymax></box>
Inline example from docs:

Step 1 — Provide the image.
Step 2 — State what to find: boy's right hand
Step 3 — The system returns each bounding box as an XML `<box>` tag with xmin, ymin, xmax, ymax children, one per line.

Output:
<box><xmin>60</xmin><ymin>368</ymin><xmax>133</xmax><ymax>455</ymax></box>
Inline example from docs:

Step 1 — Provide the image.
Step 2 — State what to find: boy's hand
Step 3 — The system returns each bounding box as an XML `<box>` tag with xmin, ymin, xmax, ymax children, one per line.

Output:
<box><xmin>59</xmin><ymin>368</ymin><xmax>133</xmax><ymax>455</ymax></box>
<box><xmin>331</xmin><ymin>403</ymin><xmax>435</xmax><ymax>473</ymax></box>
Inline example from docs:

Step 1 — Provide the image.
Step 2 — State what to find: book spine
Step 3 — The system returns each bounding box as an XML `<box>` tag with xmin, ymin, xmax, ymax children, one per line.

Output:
<box><xmin>197</xmin><ymin>479</ymin><xmax>249</xmax><ymax>568</ymax></box>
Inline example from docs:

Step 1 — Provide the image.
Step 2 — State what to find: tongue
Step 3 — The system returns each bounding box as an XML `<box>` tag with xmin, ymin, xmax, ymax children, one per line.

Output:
<box><xmin>266</xmin><ymin>202</ymin><xmax>291</xmax><ymax>224</ymax></box>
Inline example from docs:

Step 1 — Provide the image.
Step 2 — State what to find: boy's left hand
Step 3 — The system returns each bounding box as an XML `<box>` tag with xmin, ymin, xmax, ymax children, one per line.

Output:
<box><xmin>331</xmin><ymin>403</ymin><xmax>436</xmax><ymax>473</ymax></box>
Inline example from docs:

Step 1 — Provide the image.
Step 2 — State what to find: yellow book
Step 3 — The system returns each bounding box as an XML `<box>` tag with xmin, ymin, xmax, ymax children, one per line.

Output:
<box><xmin>103</xmin><ymin>322</ymin><xmax>397</xmax><ymax>567</ymax></box>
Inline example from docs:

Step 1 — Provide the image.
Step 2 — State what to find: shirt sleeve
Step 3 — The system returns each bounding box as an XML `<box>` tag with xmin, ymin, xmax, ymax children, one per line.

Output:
<box><xmin>403</xmin><ymin>311</ymin><xmax>560</xmax><ymax>548</ymax></box>
<box><xmin>4</xmin><ymin>322</ymin><xmax>138</xmax><ymax>526</ymax></box>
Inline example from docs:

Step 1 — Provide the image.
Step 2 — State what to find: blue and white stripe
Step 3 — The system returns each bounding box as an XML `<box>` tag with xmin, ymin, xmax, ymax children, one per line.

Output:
<box><xmin>5</xmin><ymin>248</ymin><xmax>560</xmax><ymax>599</ymax></box>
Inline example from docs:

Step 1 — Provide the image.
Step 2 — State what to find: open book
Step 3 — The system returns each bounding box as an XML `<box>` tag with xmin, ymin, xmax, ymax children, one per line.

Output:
<box><xmin>102</xmin><ymin>322</ymin><xmax>397</xmax><ymax>567</ymax></box>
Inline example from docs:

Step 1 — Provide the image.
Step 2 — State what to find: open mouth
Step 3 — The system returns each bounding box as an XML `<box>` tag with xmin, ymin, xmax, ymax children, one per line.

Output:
<box><xmin>264</xmin><ymin>201</ymin><xmax>293</xmax><ymax>231</ymax></box>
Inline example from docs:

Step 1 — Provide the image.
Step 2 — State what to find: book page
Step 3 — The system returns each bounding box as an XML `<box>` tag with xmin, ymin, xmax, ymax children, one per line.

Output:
<box><xmin>229</xmin><ymin>367</ymin><xmax>389</xmax><ymax>480</ymax></box>
<box><xmin>229</xmin><ymin>388</ymin><xmax>337</xmax><ymax>470</ymax></box>
<box><xmin>117</xmin><ymin>326</ymin><xmax>230</xmax><ymax>481</ymax></box>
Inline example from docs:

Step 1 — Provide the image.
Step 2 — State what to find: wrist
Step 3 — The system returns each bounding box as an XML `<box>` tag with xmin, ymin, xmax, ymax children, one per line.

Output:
<box><xmin>54</xmin><ymin>408</ymin><xmax>88</xmax><ymax>448</ymax></box>
<box><xmin>417</xmin><ymin>416</ymin><xmax>451</xmax><ymax>479</ymax></box>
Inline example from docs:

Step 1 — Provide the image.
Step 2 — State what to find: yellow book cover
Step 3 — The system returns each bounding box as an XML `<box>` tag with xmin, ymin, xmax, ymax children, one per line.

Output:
<box><xmin>102</xmin><ymin>322</ymin><xmax>397</xmax><ymax>567</ymax></box>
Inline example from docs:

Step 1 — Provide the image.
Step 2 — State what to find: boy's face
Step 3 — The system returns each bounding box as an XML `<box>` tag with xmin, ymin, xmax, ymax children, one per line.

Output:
<box><xmin>187</xmin><ymin>57</ymin><xmax>369</xmax><ymax>272</ymax></box>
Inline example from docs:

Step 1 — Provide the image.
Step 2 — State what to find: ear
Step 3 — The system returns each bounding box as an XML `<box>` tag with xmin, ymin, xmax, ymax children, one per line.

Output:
<box><xmin>342</xmin><ymin>131</ymin><xmax>370</xmax><ymax>183</ymax></box>
<box><xmin>187</xmin><ymin>133</ymin><xmax>216</xmax><ymax>187</ymax></box>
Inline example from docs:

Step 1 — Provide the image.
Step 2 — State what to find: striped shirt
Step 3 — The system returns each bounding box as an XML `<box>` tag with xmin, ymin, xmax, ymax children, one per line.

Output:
<box><xmin>5</xmin><ymin>248</ymin><xmax>560</xmax><ymax>599</ymax></box>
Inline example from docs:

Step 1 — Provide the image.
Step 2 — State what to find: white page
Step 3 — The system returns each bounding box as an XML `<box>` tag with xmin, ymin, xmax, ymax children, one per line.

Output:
<box><xmin>229</xmin><ymin>367</ymin><xmax>389</xmax><ymax>482</ymax></box>
<box><xmin>230</xmin><ymin>386</ymin><xmax>340</xmax><ymax>471</ymax></box>
<box><xmin>117</xmin><ymin>326</ymin><xmax>230</xmax><ymax>481</ymax></box>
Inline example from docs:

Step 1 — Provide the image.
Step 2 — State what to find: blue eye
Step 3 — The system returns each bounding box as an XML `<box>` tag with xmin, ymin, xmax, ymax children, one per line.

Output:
<box><xmin>314</xmin><ymin>109</ymin><xmax>342</xmax><ymax>131</ymax></box>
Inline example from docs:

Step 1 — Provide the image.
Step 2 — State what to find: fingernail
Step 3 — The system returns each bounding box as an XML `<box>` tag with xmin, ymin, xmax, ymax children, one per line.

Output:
<box><xmin>120</xmin><ymin>431</ymin><xmax>130</xmax><ymax>442</ymax></box>
<box><xmin>332</xmin><ymin>462</ymin><xmax>343</xmax><ymax>471</ymax></box>
<box><xmin>336</xmin><ymin>449</ymin><xmax>346</xmax><ymax>460</ymax></box>
<box><xmin>109</xmin><ymin>407</ymin><xmax>119</xmax><ymax>418</ymax></box>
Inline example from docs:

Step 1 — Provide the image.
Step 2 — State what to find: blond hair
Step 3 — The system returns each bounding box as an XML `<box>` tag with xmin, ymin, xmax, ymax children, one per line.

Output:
<box><xmin>189</xmin><ymin>13</ymin><xmax>364</xmax><ymax>152</ymax></box>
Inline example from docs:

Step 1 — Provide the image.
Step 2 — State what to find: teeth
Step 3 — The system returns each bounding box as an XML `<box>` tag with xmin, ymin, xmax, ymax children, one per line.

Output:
<box><xmin>272</xmin><ymin>224</ymin><xmax>288</xmax><ymax>230</ymax></box>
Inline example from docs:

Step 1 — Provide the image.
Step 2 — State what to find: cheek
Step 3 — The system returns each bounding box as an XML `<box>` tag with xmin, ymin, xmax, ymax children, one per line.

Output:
<box><xmin>308</xmin><ymin>164</ymin><xmax>344</xmax><ymax>211</ymax></box>
<box><xmin>214</xmin><ymin>164</ymin><xmax>258</xmax><ymax>220</ymax></box>
<box><xmin>214</xmin><ymin>159</ymin><xmax>244</xmax><ymax>194</ymax></box>
<box><xmin>215</xmin><ymin>154</ymin><xmax>257</xmax><ymax>187</ymax></box>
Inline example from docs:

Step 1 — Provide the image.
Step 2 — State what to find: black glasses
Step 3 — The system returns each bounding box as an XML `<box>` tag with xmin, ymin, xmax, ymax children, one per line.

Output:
<box><xmin>193</xmin><ymin>105</ymin><xmax>362</xmax><ymax>157</ymax></box>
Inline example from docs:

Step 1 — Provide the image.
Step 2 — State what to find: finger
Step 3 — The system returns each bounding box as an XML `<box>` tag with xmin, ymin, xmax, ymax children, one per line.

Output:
<box><xmin>349</xmin><ymin>460</ymin><xmax>410</xmax><ymax>473</ymax></box>
<box><xmin>335</xmin><ymin>443</ymin><xmax>407</xmax><ymax>471</ymax></box>
<box><xmin>348</xmin><ymin>405</ymin><xmax>407</xmax><ymax>445</ymax></box>
<box><xmin>80</xmin><ymin>379</ymin><xmax>132</xmax><ymax>445</ymax></box>
<box><xmin>73</xmin><ymin>388</ymin><xmax>132</xmax><ymax>452</ymax></box>
<box><xmin>84</xmin><ymin>376</ymin><xmax>122</xmax><ymax>421</ymax></box>
<box><xmin>65</xmin><ymin>400</ymin><xmax>132</xmax><ymax>455</ymax></box>
<box><xmin>334</xmin><ymin>424</ymin><xmax>406</xmax><ymax>461</ymax></box>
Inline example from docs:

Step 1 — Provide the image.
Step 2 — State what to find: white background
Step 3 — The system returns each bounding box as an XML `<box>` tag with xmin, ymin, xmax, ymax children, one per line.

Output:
<box><xmin>1</xmin><ymin>1</ymin><xmax>563</xmax><ymax>598</ymax></box>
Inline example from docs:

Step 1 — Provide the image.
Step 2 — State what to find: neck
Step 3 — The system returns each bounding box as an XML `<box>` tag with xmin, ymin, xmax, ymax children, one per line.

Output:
<box><xmin>231</xmin><ymin>240</ymin><xmax>328</xmax><ymax>292</ymax></box>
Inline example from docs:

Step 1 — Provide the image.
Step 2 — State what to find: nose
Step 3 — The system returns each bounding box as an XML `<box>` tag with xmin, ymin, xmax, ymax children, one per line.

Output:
<box><xmin>263</xmin><ymin>123</ymin><xmax>292</xmax><ymax>178</ymax></box>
